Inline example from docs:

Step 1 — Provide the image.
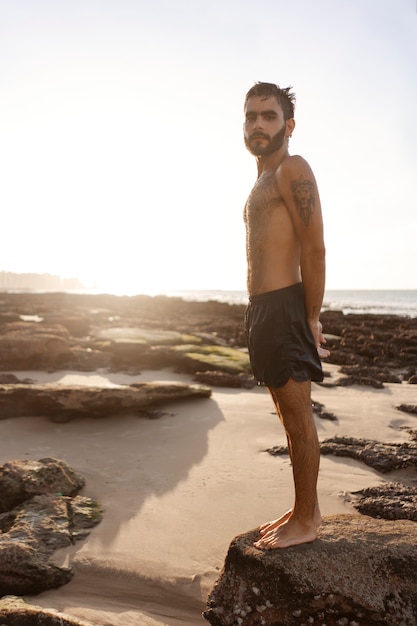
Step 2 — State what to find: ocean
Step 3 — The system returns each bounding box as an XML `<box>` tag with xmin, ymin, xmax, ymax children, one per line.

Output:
<box><xmin>159</xmin><ymin>289</ymin><xmax>417</xmax><ymax>318</ymax></box>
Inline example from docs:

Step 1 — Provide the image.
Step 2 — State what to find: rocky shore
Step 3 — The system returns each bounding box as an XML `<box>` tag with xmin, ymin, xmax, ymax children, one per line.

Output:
<box><xmin>0</xmin><ymin>291</ymin><xmax>416</xmax><ymax>383</ymax></box>
<box><xmin>1</xmin><ymin>291</ymin><xmax>417</xmax><ymax>625</ymax></box>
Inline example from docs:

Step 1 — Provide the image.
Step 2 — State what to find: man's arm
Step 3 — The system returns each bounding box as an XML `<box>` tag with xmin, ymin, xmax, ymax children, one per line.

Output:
<box><xmin>278</xmin><ymin>156</ymin><xmax>328</xmax><ymax>350</ymax></box>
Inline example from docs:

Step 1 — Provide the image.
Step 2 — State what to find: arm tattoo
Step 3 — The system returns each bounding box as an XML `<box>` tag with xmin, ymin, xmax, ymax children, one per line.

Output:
<box><xmin>290</xmin><ymin>175</ymin><xmax>315</xmax><ymax>226</ymax></box>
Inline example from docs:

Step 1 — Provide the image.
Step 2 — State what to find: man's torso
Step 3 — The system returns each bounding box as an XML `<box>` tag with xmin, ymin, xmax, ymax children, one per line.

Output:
<box><xmin>244</xmin><ymin>164</ymin><xmax>301</xmax><ymax>296</ymax></box>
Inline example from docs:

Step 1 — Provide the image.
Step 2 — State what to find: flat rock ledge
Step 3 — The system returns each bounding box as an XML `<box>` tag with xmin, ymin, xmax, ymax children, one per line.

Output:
<box><xmin>0</xmin><ymin>596</ymin><xmax>96</xmax><ymax>626</ymax></box>
<box><xmin>0</xmin><ymin>381</ymin><xmax>211</xmax><ymax>421</ymax></box>
<box><xmin>267</xmin><ymin>434</ymin><xmax>417</xmax><ymax>473</ymax></box>
<box><xmin>204</xmin><ymin>514</ymin><xmax>417</xmax><ymax>626</ymax></box>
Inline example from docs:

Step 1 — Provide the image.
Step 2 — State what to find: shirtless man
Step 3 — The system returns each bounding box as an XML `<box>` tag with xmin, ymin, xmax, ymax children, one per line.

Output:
<box><xmin>243</xmin><ymin>82</ymin><xmax>329</xmax><ymax>549</ymax></box>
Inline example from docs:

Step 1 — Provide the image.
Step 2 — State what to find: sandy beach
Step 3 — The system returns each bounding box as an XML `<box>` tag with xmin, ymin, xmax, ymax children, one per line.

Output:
<box><xmin>1</xmin><ymin>361</ymin><xmax>417</xmax><ymax>625</ymax></box>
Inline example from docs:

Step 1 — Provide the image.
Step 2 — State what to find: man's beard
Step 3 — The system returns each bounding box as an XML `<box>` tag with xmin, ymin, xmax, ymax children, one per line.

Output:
<box><xmin>244</xmin><ymin>123</ymin><xmax>287</xmax><ymax>157</ymax></box>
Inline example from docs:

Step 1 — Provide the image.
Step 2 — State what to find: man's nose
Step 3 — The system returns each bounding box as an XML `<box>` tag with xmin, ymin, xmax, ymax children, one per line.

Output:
<box><xmin>253</xmin><ymin>115</ymin><xmax>263</xmax><ymax>129</ymax></box>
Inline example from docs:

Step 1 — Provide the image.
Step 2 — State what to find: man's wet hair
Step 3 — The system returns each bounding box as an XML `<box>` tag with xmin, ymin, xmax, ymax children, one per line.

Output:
<box><xmin>245</xmin><ymin>82</ymin><xmax>295</xmax><ymax>120</ymax></box>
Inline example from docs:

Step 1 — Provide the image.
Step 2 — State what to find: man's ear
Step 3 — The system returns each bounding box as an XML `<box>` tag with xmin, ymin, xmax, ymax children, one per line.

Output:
<box><xmin>286</xmin><ymin>118</ymin><xmax>296</xmax><ymax>138</ymax></box>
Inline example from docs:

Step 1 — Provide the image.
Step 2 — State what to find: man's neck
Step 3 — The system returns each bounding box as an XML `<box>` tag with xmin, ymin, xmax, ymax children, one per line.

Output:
<box><xmin>256</xmin><ymin>146</ymin><xmax>290</xmax><ymax>177</ymax></box>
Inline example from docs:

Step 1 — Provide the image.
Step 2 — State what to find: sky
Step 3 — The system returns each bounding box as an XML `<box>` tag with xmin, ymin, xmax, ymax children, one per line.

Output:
<box><xmin>1</xmin><ymin>0</ymin><xmax>416</xmax><ymax>294</ymax></box>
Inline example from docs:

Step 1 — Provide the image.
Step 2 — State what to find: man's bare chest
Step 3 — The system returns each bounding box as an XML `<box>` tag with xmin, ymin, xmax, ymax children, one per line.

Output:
<box><xmin>245</xmin><ymin>171</ymin><xmax>284</xmax><ymax>223</ymax></box>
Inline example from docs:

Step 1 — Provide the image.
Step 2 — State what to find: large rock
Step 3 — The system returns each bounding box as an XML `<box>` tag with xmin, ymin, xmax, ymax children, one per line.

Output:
<box><xmin>0</xmin><ymin>457</ymin><xmax>85</xmax><ymax>513</ymax></box>
<box><xmin>41</xmin><ymin>314</ymin><xmax>90</xmax><ymax>337</ymax></box>
<box><xmin>0</xmin><ymin>322</ymin><xmax>72</xmax><ymax>369</ymax></box>
<box><xmin>353</xmin><ymin>482</ymin><xmax>417</xmax><ymax>521</ymax></box>
<box><xmin>204</xmin><ymin>515</ymin><xmax>417</xmax><ymax>625</ymax></box>
<box><xmin>0</xmin><ymin>458</ymin><xmax>102</xmax><ymax>596</ymax></box>
<box><xmin>0</xmin><ymin>381</ymin><xmax>211</xmax><ymax>421</ymax></box>
<box><xmin>0</xmin><ymin>320</ymin><xmax>108</xmax><ymax>371</ymax></box>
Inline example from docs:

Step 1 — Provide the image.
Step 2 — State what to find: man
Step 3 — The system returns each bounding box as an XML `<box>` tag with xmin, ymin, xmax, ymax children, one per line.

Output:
<box><xmin>243</xmin><ymin>82</ymin><xmax>329</xmax><ymax>549</ymax></box>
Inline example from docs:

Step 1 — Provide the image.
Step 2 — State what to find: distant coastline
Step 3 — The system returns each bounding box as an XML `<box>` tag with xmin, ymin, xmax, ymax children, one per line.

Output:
<box><xmin>0</xmin><ymin>271</ymin><xmax>83</xmax><ymax>292</ymax></box>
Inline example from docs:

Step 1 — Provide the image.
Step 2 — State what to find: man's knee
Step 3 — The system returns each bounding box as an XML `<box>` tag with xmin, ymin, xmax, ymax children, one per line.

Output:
<box><xmin>270</xmin><ymin>380</ymin><xmax>316</xmax><ymax>434</ymax></box>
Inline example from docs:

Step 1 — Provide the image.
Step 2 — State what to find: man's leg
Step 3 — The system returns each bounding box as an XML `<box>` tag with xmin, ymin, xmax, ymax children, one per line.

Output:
<box><xmin>254</xmin><ymin>377</ymin><xmax>322</xmax><ymax>549</ymax></box>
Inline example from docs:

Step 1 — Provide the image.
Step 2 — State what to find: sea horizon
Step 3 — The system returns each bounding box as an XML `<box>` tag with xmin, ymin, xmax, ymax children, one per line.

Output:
<box><xmin>155</xmin><ymin>288</ymin><xmax>417</xmax><ymax>318</ymax></box>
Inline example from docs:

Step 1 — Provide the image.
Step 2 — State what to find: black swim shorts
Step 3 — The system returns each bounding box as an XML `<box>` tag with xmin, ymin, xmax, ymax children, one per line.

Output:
<box><xmin>244</xmin><ymin>283</ymin><xmax>323</xmax><ymax>388</ymax></box>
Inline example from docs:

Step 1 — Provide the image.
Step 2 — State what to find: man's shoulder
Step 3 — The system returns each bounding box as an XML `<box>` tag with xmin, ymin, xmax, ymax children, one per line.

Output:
<box><xmin>277</xmin><ymin>154</ymin><xmax>312</xmax><ymax>177</ymax></box>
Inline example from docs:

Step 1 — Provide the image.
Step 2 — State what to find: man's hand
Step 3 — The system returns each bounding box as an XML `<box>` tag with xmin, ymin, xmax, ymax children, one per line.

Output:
<box><xmin>310</xmin><ymin>320</ymin><xmax>330</xmax><ymax>359</ymax></box>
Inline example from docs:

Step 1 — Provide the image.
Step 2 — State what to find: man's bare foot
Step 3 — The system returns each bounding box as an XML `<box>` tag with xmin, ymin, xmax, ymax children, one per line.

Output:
<box><xmin>259</xmin><ymin>508</ymin><xmax>322</xmax><ymax>537</ymax></box>
<box><xmin>259</xmin><ymin>509</ymin><xmax>292</xmax><ymax>536</ymax></box>
<box><xmin>254</xmin><ymin>517</ymin><xmax>318</xmax><ymax>550</ymax></box>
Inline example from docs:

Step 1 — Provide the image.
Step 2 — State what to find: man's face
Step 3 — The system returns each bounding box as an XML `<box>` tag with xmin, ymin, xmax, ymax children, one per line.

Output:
<box><xmin>244</xmin><ymin>95</ymin><xmax>287</xmax><ymax>157</ymax></box>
